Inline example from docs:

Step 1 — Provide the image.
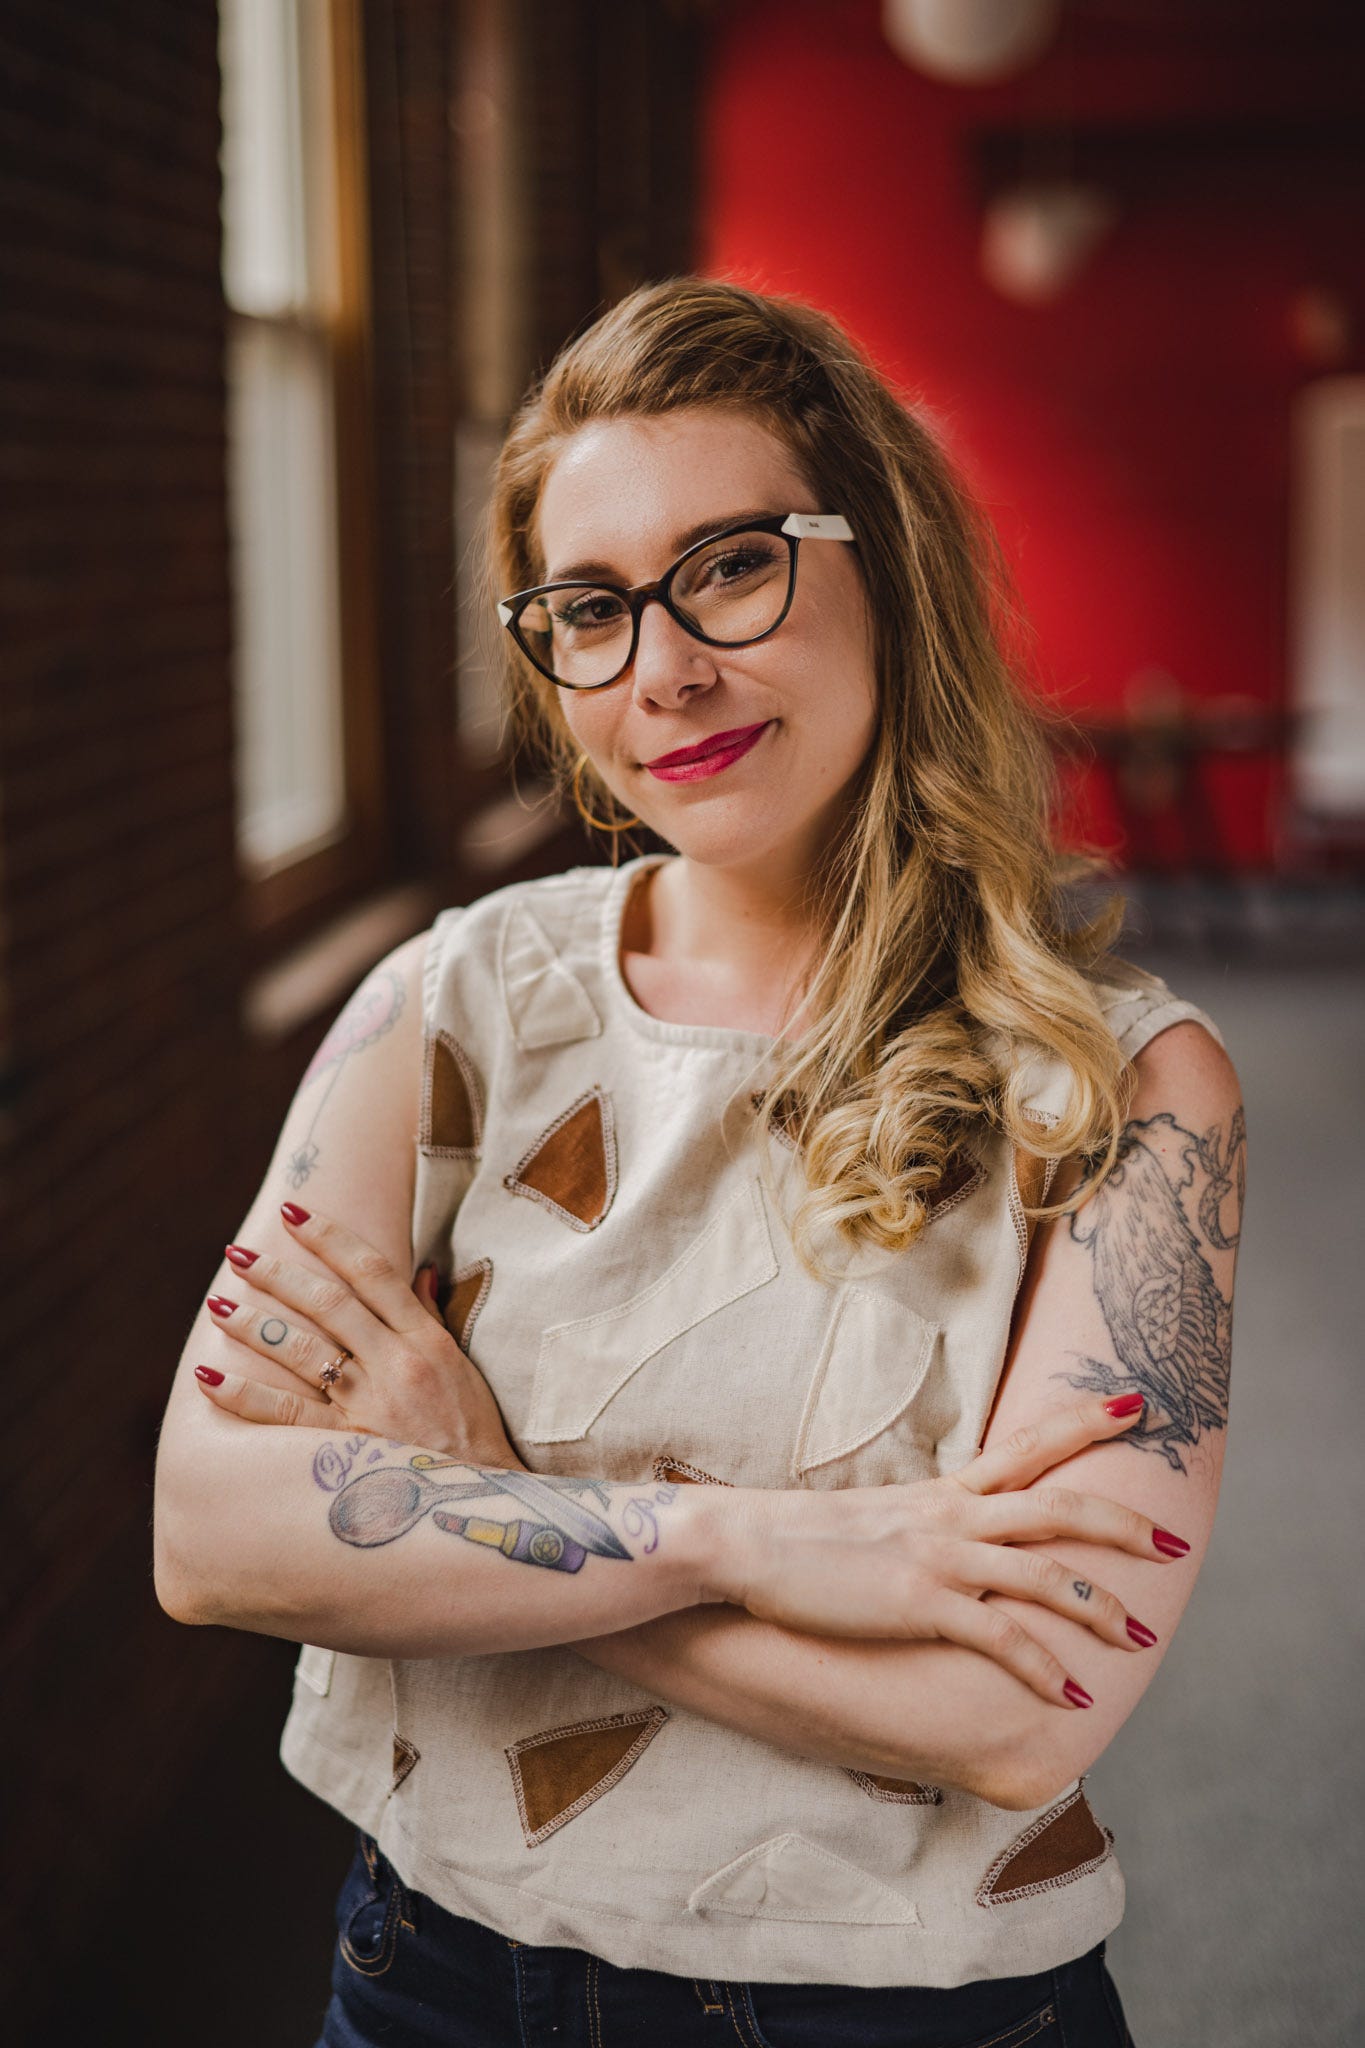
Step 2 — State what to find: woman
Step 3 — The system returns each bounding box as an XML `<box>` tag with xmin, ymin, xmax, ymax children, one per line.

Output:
<box><xmin>154</xmin><ymin>279</ymin><xmax>1243</xmax><ymax>2046</ymax></box>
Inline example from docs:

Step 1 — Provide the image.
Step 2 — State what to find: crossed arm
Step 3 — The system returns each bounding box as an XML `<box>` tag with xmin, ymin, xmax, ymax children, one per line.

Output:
<box><xmin>154</xmin><ymin>933</ymin><xmax>1241</xmax><ymax>1813</ymax></box>
<box><xmin>563</xmin><ymin>1019</ymin><xmax>1239</xmax><ymax>1809</ymax></box>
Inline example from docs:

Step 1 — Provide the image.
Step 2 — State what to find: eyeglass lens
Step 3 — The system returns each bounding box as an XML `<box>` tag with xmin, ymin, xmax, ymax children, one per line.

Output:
<box><xmin>515</xmin><ymin>527</ymin><xmax>794</xmax><ymax>688</ymax></box>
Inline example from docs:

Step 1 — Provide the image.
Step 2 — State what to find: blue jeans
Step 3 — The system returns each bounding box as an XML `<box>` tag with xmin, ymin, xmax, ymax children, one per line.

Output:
<box><xmin>315</xmin><ymin>1828</ymin><xmax>1136</xmax><ymax>2047</ymax></box>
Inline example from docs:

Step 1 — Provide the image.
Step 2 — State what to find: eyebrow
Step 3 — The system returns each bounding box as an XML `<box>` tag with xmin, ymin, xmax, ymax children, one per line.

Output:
<box><xmin>545</xmin><ymin>508</ymin><xmax>779</xmax><ymax>585</ymax></box>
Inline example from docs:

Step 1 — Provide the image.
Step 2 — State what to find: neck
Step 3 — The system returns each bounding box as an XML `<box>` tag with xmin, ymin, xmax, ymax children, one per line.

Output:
<box><xmin>643</xmin><ymin>848</ymin><xmax>828</xmax><ymax>1032</ymax></box>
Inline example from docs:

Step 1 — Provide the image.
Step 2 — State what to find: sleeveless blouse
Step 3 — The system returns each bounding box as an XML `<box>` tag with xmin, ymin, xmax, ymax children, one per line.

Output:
<box><xmin>279</xmin><ymin>853</ymin><xmax>1225</xmax><ymax>1988</ymax></box>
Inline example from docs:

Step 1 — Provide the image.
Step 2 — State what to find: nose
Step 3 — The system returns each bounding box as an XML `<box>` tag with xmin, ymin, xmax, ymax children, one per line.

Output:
<box><xmin>626</xmin><ymin>594</ymin><xmax>719</xmax><ymax>710</ymax></box>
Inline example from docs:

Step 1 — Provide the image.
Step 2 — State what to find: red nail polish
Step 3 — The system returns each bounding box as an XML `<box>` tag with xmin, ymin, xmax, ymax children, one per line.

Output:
<box><xmin>280</xmin><ymin>1203</ymin><xmax>310</xmax><ymax>1224</ymax></box>
<box><xmin>1104</xmin><ymin>1392</ymin><xmax>1145</xmax><ymax>1417</ymax></box>
<box><xmin>1153</xmin><ymin>1528</ymin><xmax>1190</xmax><ymax>1557</ymax></box>
<box><xmin>1126</xmin><ymin>1617</ymin><xmax>1159</xmax><ymax>1648</ymax></box>
<box><xmin>224</xmin><ymin>1244</ymin><xmax>258</xmax><ymax>1268</ymax></box>
<box><xmin>195</xmin><ymin>1365</ymin><xmax>225</xmax><ymax>1386</ymax></box>
<box><xmin>206</xmin><ymin>1295</ymin><xmax>237</xmax><ymax>1319</ymax></box>
<box><xmin>1062</xmin><ymin>1679</ymin><xmax>1093</xmax><ymax>1708</ymax></box>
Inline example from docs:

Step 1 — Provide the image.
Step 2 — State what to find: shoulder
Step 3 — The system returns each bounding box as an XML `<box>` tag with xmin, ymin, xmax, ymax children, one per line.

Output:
<box><xmin>1078</xmin><ymin>952</ymin><xmax>1229</xmax><ymax>1069</ymax></box>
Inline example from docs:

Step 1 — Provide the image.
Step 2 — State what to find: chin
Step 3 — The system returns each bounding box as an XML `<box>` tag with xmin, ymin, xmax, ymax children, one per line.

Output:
<box><xmin>639</xmin><ymin>798</ymin><xmax>806</xmax><ymax>874</ymax></box>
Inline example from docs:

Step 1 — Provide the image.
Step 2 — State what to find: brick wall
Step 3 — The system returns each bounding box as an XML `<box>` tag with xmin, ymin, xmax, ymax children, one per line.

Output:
<box><xmin>0</xmin><ymin>0</ymin><xmax>255</xmax><ymax>2016</ymax></box>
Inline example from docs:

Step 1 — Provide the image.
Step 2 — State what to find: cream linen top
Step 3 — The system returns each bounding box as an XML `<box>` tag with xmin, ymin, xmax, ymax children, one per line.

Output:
<box><xmin>279</xmin><ymin>853</ymin><xmax>1224</xmax><ymax>1988</ymax></box>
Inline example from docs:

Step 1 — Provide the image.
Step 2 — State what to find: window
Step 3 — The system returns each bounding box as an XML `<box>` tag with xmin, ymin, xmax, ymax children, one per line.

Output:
<box><xmin>1290</xmin><ymin>374</ymin><xmax>1365</xmax><ymax>819</ymax></box>
<box><xmin>219</xmin><ymin>0</ymin><xmax>382</xmax><ymax>942</ymax></box>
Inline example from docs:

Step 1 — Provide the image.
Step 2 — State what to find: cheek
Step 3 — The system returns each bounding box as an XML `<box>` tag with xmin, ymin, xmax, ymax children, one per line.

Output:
<box><xmin>557</xmin><ymin>692</ymin><xmax>621</xmax><ymax>767</ymax></box>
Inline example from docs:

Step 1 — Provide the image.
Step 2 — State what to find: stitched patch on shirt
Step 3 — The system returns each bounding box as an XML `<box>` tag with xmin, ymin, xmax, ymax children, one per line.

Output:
<box><xmin>420</xmin><ymin>1030</ymin><xmax>481</xmax><ymax>1156</ymax></box>
<box><xmin>976</xmin><ymin>1784</ymin><xmax>1114</xmax><ymax>1906</ymax></box>
<box><xmin>391</xmin><ymin>1734</ymin><xmax>420</xmax><ymax>1791</ymax></box>
<box><xmin>844</xmin><ymin>1769</ymin><xmax>942</xmax><ymax>1805</ymax></box>
<box><xmin>688</xmin><ymin>1834</ymin><xmax>920</xmax><ymax>1925</ymax></box>
<box><xmin>652</xmin><ymin>1455</ymin><xmax>731</xmax><ymax>1487</ymax></box>
<box><xmin>445</xmin><ymin>1258</ymin><xmax>493</xmax><ymax>1352</ymax></box>
<box><xmin>504</xmin><ymin>1087</ymin><xmax>617</xmax><ymax>1232</ymax></box>
<box><xmin>525</xmin><ymin>1178</ymin><xmax>778</xmax><ymax>1443</ymax></box>
<box><xmin>506</xmin><ymin>1706</ymin><xmax>667</xmax><ymax>1847</ymax></box>
<box><xmin>500</xmin><ymin>902</ymin><xmax>602</xmax><ymax>1051</ymax></box>
<box><xmin>791</xmin><ymin>1285</ymin><xmax>941</xmax><ymax>1478</ymax></box>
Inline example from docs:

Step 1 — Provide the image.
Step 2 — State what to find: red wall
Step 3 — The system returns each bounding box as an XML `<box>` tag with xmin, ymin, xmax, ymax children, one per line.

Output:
<box><xmin>698</xmin><ymin>0</ymin><xmax>1365</xmax><ymax>868</ymax></box>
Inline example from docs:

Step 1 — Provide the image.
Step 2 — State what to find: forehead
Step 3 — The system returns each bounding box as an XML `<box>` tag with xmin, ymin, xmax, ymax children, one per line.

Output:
<box><xmin>535</xmin><ymin>407</ymin><xmax>806</xmax><ymax>575</ymax></box>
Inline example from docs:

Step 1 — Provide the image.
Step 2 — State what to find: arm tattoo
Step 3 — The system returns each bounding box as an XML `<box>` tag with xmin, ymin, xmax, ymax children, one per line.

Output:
<box><xmin>284</xmin><ymin>968</ymin><xmax>406</xmax><ymax>1188</ymax></box>
<box><xmin>310</xmin><ymin>1440</ymin><xmax>679</xmax><ymax>1575</ymax></box>
<box><xmin>1054</xmin><ymin>1109</ymin><xmax>1243</xmax><ymax>1473</ymax></box>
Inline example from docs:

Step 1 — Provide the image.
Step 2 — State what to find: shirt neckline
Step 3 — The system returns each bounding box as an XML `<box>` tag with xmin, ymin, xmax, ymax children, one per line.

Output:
<box><xmin>599</xmin><ymin>853</ymin><xmax>784</xmax><ymax>1056</ymax></box>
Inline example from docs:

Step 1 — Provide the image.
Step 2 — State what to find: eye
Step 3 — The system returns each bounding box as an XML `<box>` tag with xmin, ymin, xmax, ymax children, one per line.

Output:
<box><xmin>552</xmin><ymin>590</ymin><xmax>627</xmax><ymax>633</ymax></box>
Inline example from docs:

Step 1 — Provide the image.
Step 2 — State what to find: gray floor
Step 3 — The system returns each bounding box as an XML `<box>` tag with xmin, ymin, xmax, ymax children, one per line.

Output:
<box><xmin>1087</xmin><ymin>947</ymin><xmax>1365</xmax><ymax>2047</ymax></box>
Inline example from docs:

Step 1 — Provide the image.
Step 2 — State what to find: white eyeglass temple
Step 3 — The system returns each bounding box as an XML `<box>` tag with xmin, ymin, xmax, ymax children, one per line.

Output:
<box><xmin>780</xmin><ymin>513</ymin><xmax>854</xmax><ymax>540</ymax></box>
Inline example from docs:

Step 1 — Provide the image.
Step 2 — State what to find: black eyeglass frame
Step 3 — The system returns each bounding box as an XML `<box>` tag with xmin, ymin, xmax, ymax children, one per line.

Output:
<box><xmin>496</xmin><ymin>511</ymin><xmax>856</xmax><ymax>691</ymax></box>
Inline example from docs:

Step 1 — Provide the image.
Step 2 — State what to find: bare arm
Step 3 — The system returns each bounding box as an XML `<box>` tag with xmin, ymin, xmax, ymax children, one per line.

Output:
<box><xmin>153</xmin><ymin>931</ymin><xmax>720</xmax><ymax>1651</ymax></box>
<box><xmin>567</xmin><ymin>1021</ymin><xmax>1242</xmax><ymax>1812</ymax></box>
<box><xmin>157</xmin><ymin>930</ymin><xmax>1231</xmax><ymax>1807</ymax></box>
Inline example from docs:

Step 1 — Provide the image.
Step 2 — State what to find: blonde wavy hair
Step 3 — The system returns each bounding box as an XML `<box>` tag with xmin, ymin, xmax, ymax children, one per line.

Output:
<box><xmin>482</xmin><ymin>277</ymin><xmax>1135</xmax><ymax>1274</ymax></box>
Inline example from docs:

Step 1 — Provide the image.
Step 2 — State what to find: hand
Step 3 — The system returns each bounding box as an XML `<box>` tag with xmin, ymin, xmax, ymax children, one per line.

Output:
<box><xmin>704</xmin><ymin>1396</ymin><xmax>1190</xmax><ymax>1709</ymax></box>
<box><xmin>195</xmin><ymin>1203</ymin><xmax>525</xmax><ymax>1468</ymax></box>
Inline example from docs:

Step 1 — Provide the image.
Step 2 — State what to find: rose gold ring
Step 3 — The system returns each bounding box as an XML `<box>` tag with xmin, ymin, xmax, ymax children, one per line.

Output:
<box><xmin>317</xmin><ymin>1350</ymin><xmax>352</xmax><ymax>1392</ymax></box>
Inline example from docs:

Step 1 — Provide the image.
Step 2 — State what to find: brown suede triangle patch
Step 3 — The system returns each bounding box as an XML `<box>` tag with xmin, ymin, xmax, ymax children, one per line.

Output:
<box><xmin>391</xmin><ymin>1734</ymin><xmax>420</xmax><ymax>1791</ymax></box>
<box><xmin>504</xmin><ymin>1087</ymin><xmax>617</xmax><ymax>1231</ymax></box>
<box><xmin>506</xmin><ymin>1706</ymin><xmax>667</xmax><ymax>1847</ymax></box>
<box><xmin>844</xmin><ymin>1769</ymin><xmax>942</xmax><ymax>1805</ymax></box>
<box><xmin>652</xmin><ymin>1455</ymin><xmax>731</xmax><ymax>1487</ymax></box>
<box><xmin>445</xmin><ymin>1258</ymin><xmax>492</xmax><ymax>1352</ymax></box>
<box><xmin>977</xmin><ymin>1784</ymin><xmax>1113</xmax><ymax>1905</ymax></box>
<box><xmin>422</xmin><ymin>1032</ymin><xmax>481</xmax><ymax>1154</ymax></box>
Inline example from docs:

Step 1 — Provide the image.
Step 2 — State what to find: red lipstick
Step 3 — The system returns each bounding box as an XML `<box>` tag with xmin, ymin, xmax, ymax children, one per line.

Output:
<box><xmin>644</xmin><ymin>721</ymin><xmax>771</xmax><ymax>783</ymax></box>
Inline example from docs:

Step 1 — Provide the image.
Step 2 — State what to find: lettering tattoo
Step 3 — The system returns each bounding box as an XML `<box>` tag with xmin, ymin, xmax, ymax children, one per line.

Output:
<box><xmin>284</xmin><ymin>968</ymin><xmax>406</xmax><ymax>1188</ymax></box>
<box><xmin>310</xmin><ymin>1440</ymin><xmax>679</xmax><ymax>1575</ymax></box>
<box><xmin>1073</xmin><ymin>1578</ymin><xmax>1093</xmax><ymax>1601</ymax></box>
<box><xmin>1056</xmin><ymin>1109</ymin><xmax>1242</xmax><ymax>1474</ymax></box>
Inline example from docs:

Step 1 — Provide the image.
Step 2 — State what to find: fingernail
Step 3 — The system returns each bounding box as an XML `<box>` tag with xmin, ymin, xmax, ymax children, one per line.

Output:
<box><xmin>1153</xmin><ymin>1528</ymin><xmax>1190</xmax><ymax>1557</ymax></box>
<box><xmin>1126</xmin><ymin>1617</ymin><xmax>1159</xmax><ymax>1648</ymax></box>
<box><xmin>1104</xmin><ymin>1393</ymin><xmax>1145</xmax><ymax>1417</ymax></box>
<box><xmin>280</xmin><ymin>1203</ymin><xmax>310</xmax><ymax>1224</ymax></box>
<box><xmin>195</xmin><ymin>1365</ymin><xmax>225</xmax><ymax>1386</ymax></box>
<box><xmin>224</xmin><ymin>1244</ymin><xmax>258</xmax><ymax>1269</ymax></box>
<box><xmin>206</xmin><ymin>1295</ymin><xmax>237</xmax><ymax>1319</ymax></box>
<box><xmin>1063</xmin><ymin>1678</ymin><xmax>1093</xmax><ymax>1708</ymax></box>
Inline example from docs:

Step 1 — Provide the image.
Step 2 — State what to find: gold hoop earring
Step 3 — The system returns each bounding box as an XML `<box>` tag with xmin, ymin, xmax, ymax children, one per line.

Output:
<box><xmin>570</xmin><ymin>753</ymin><xmax>641</xmax><ymax>833</ymax></box>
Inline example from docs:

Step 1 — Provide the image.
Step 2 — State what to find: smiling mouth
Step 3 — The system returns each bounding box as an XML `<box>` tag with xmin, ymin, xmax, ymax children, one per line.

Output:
<box><xmin>642</xmin><ymin>722</ymin><xmax>773</xmax><ymax>784</ymax></box>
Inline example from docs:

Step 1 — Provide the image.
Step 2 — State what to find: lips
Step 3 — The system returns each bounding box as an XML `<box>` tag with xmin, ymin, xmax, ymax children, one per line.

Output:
<box><xmin>644</xmin><ymin>722</ymin><xmax>770</xmax><ymax>769</ymax></box>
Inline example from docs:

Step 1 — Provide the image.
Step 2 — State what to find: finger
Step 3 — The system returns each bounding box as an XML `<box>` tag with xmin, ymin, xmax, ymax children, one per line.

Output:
<box><xmin>276</xmin><ymin>1204</ymin><xmax>432</xmax><ymax>1337</ymax></box>
<box><xmin>948</xmin><ymin>1539</ymin><xmax>1153</xmax><ymax>1653</ymax></box>
<box><xmin>956</xmin><ymin>1483</ymin><xmax>1184</xmax><ymax>1564</ymax></box>
<box><xmin>193</xmin><ymin>1365</ymin><xmax>341</xmax><ymax>1429</ymax></box>
<box><xmin>952</xmin><ymin>1395</ymin><xmax>1147</xmax><ymax>1497</ymax></box>
<box><xmin>221</xmin><ymin>1240</ymin><xmax>390</xmax><ymax>1361</ymax></box>
<box><xmin>206</xmin><ymin>1294</ymin><xmax>360</xmax><ymax>1397</ymax></box>
<box><xmin>415</xmin><ymin>1263</ymin><xmax>445</xmax><ymax>1324</ymax></box>
<box><xmin>934</xmin><ymin>1593</ymin><xmax>1094</xmax><ymax>1710</ymax></box>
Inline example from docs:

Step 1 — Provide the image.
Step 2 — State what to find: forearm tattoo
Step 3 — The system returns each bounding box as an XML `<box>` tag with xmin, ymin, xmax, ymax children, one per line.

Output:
<box><xmin>1054</xmin><ymin>1108</ymin><xmax>1244</xmax><ymax>1473</ymax></box>
<box><xmin>310</xmin><ymin>1438</ymin><xmax>679</xmax><ymax>1575</ymax></box>
<box><xmin>284</xmin><ymin>968</ymin><xmax>406</xmax><ymax>1189</ymax></box>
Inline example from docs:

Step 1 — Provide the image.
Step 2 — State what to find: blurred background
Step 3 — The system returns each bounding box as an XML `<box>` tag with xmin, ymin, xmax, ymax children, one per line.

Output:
<box><xmin>3</xmin><ymin>2</ymin><xmax>1362</xmax><ymax>2041</ymax></box>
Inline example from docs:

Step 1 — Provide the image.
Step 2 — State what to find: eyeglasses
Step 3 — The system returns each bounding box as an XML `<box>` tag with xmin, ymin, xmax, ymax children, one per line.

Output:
<box><xmin>496</xmin><ymin>512</ymin><xmax>856</xmax><ymax>691</ymax></box>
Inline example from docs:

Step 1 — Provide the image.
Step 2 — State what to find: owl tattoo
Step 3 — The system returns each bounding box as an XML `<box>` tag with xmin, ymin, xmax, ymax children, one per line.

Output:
<box><xmin>1058</xmin><ymin>1111</ymin><xmax>1241</xmax><ymax>1472</ymax></box>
